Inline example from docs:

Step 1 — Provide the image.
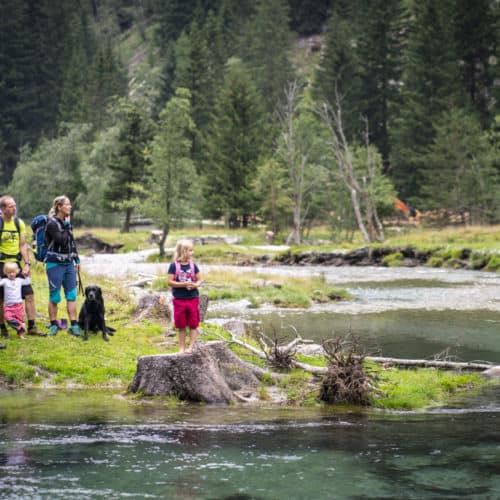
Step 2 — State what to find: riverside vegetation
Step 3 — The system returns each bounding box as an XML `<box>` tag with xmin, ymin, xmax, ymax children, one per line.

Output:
<box><xmin>0</xmin><ymin>225</ymin><xmax>497</xmax><ymax>410</ymax></box>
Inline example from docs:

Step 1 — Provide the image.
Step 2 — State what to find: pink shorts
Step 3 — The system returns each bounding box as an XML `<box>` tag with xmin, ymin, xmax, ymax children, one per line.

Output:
<box><xmin>173</xmin><ymin>297</ymin><xmax>200</xmax><ymax>329</ymax></box>
<box><xmin>5</xmin><ymin>303</ymin><xmax>24</xmax><ymax>331</ymax></box>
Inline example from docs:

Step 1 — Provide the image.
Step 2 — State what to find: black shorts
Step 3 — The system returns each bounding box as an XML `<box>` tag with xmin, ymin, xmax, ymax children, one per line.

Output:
<box><xmin>0</xmin><ymin>262</ymin><xmax>34</xmax><ymax>299</ymax></box>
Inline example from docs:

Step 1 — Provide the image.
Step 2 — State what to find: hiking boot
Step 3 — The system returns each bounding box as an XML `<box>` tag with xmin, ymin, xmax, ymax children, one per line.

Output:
<box><xmin>68</xmin><ymin>325</ymin><xmax>81</xmax><ymax>337</ymax></box>
<box><xmin>28</xmin><ymin>327</ymin><xmax>47</xmax><ymax>337</ymax></box>
<box><xmin>0</xmin><ymin>343</ymin><xmax>6</xmax><ymax>349</ymax></box>
<box><xmin>48</xmin><ymin>324</ymin><xmax>59</xmax><ymax>336</ymax></box>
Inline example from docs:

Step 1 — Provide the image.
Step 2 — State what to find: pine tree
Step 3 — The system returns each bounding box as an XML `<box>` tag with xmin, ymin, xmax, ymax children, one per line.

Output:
<box><xmin>390</xmin><ymin>0</ymin><xmax>462</xmax><ymax>201</ymax></box>
<box><xmin>240</xmin><ymin>0</ymin><xmax>295</xmax><ymax>115</ymax></box>
<box><xmin>203</xmin><ymin>58</ymin><xmax>269</xmax><ymax>226</ymax></box>
<box><xmin>453</xmin><ymin>0</ymin><xmax>498</xmax><ymax>124</ymax></box>
<box><xmin>313</xmin><ymin>10</ymin><xmax>363</xmax><ymax>141</ymax></box>
<box><xmin>356</xmin><ymin>0</ymin><xmax>406</xmax><ymax>168</ymax></box>
<box><xmin>104</xmin><ymin>99</ymin><xmax>153</xmax><ymax>232</ymax></box>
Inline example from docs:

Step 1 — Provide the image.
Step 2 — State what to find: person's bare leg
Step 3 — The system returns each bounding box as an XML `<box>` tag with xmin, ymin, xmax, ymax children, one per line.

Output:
<box><xmin>186</xmin><ymin>328</ymin><xmax>198</xmax><ymax>353</ymax></box>
<box><xmin>178</xmin><ymin>329</ymin><xmax>187</xmax><ymax>353</ymax></box>
<box><xmin>48</xmin><ymin>301</ymin><xmax>58</xmax><ymax>321</ymax></box>
<box><xmin>24</xmin><ymin>293</ymin><xmax>36</xmax><ymax>321</ymax></box>
<box><xmin>67</xmin><ymin>300</ymin><xmax>77</xmax><ymax>321</ymax></box>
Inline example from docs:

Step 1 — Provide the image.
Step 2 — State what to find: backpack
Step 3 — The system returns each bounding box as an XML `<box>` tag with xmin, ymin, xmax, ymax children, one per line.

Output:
<box><xmin>0</xmin><ymin>215</ymin><xmax>21</xmax><ymax>237</ymax></box>
<box><xmin>170</xmin><ymin>260</ymin><xmax>196</xmax><ymax>290</ymax></box>
<box><xmin>31</xmin><ymin>215</ymin><xmax>50</xmax><ymax>262</ymax></box>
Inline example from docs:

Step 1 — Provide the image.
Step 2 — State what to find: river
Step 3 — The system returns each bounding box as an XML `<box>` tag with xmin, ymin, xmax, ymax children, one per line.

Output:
<box><xmin>0</xmin><ymin>251</ymin><xmax>498</xmax><ymax>498</ymax></box>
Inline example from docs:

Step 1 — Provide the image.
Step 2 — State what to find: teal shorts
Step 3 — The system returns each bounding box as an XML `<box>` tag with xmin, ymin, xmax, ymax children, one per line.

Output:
<box><xmin>46</xmin><ymin>263</ymin><xmax>77</xmax><ymax>303</ymax></box>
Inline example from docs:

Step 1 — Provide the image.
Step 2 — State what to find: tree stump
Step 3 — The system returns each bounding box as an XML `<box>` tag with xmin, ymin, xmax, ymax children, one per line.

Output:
<box><xmin>128</xmin><ymin>341</ymin><xmax>261</xmax><ymax>403</ymax></box>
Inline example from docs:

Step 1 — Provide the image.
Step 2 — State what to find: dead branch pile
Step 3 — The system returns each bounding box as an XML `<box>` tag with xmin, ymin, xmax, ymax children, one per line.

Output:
<box><xmin>258</xmin><ymin>327</ymin><xmax>298</xmax><ymax>369</ymax></box>
<box><xmin>319</xmin><ymin>336</ymin><xmax>375</xmax><ymax>405</ymax></box>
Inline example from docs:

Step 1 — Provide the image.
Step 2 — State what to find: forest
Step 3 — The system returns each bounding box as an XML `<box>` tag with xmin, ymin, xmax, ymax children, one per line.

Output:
<box><xmin>0</xmin><ymin>0</ymin><xmax>499</xmax><ymax>243</ymax></box>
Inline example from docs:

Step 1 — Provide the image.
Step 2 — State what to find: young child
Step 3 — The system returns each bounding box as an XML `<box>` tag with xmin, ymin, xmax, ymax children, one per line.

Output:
<box><xmin>167</xmin><ymin>239</ymin><xmax>202</xmax><ymax>354</ymax></box>
<box><xmin>0</xmin><ymin>262</ymin><xmax>31</xmax><ymax>339</ymax></box>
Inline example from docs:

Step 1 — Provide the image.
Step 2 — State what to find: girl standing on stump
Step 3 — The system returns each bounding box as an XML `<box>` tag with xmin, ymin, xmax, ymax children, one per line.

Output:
<box><xmin>167</xmin><ymin>239</ymin><xmax>202</xmax><ymax>354</ymax></box>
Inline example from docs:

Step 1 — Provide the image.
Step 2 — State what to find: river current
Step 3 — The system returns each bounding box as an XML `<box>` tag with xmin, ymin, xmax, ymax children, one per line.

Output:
<box><xmin>0</xmin><ymin>250</ymin><xmax>498</xmax><ymax>498</ymax></box>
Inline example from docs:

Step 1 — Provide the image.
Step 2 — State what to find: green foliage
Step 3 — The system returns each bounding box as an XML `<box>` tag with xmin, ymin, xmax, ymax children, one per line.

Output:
<box><xmin>203</xmin><ymin>58</ymin><xmax>269</xmax><ymax>225</ymax></box>
<box><xmin>76</xmin><ymin>126</ymin><xmax>122</xmax><ymax>226</ymax></box>
<box><xmin>103</xmin><ymin>97</ymin><xmax>154</xmax><ymax>232</ymax></box>
<box><xmin>485</xmin><ymin>253</ymin><xmax>500</xmax><ymax>271</ymax></box>
<box><xmin>253</xmin><ymin>159</ymin><xmax>292</xmax><ymax>234</ymax></box>
<box><xmin>390</xmin><ymin>0</ymin><xmax>463</xmax><ymax>200</ymax></box>
<box><xmin>239</xmin><ymin>0</ymin><xmax>295</xmax><ymax>115</ymax></box>
<box><xmin>313</xmin><ymin>10</ymin><xmax>362</xmax><ymax>140</ymax></box>
<box><xmin>274</xmin><ymin>87</ymin><xmax>331</xmax><ymax>244</ymax></box>
<box><xmin>375</xmin><ymin>368</ymin><xmax>484</xmax><ymax>410</ymax></box>
<box><xmin>422</xmin><ymin>109</ymin><xmax>499</xmax><ymax>224</ymax></box>
<box><xmin>382</xmin><ymin>252</ymin><xmax>404</xmax><ymax>267</ymax></box>
<box><xmin>2</xmin><ymin>0</ymin><xmax>500</xmax><ymax>235</ymax></box>
<box><xmin>144</xmin><ymin>87</ymin><xmax>200</xmax><ymax>251</ymax></box>
<box><xmin>9</xmin><ymin>124</ymin><xmax>89</xmax><ymax>218</ymax></box>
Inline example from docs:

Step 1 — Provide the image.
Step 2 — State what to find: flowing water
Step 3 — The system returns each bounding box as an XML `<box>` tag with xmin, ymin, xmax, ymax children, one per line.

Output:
<box><xmin>0</xmin><ymin>252</ymin><xmax>499</xmax><ymax>498</ymax></box>
<box><xmin>0</xmin><ymin>389</ymin><xmax>499</xmax><ymax>499</ymax></box>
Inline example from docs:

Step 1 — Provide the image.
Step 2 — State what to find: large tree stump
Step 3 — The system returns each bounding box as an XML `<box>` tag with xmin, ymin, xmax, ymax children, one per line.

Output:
<box><xmin>128</xmin><ymin>341</ymin><xmax>261</xmax><ymax>403</ymax></box>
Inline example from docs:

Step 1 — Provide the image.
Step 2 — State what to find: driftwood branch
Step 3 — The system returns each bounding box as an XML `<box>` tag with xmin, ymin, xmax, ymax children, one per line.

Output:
<box><xmin>365</xmin><ymin>356</ymin><xmax>494</xmax><ymax>371</ymax></box>
<box><xmin>222</xmin><ymin>333</ymin><xmax>497</xmax><ymax>375</ymax></box>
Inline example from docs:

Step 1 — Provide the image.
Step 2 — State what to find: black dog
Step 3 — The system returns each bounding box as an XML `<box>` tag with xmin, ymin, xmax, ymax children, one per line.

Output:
<box><xmin>78</xmin><ymin>285</ymin><xmax>115</xmax><ymax>342</ymax></box>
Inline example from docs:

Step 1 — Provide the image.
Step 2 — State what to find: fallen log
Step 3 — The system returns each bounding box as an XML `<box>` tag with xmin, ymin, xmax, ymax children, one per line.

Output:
<box><xmin>224</xmin><ymin>334</ymin><xmax>497</xmax><ymax>375</ymax></box>
<box><xmin>365</xmin><ymin>356</ymin><xmax>496</xmax><ymax>372</ymax></box>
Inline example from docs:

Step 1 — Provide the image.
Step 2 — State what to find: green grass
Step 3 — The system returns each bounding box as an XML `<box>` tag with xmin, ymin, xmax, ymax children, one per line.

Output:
<box><xmin>373</xmin><ymin>367</ymin><xmax>485</xmax><ymax>410</ymax></box>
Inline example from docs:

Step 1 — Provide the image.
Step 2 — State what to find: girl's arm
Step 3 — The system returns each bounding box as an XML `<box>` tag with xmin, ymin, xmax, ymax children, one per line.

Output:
<box><xmin>193</xmin><ymin>272</ymin><xmax>202</xmax><ymax>288</ymax></box>
<box><xmin>168</xmin><ymin>273</ymin><xmax>186</xmax><ymax>288</ymax></box>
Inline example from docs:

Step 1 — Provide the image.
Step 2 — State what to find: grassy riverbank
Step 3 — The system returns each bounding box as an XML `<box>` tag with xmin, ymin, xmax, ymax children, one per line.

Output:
<box><xmin>0</xmin><ymin>224</ymin><xmax>497</xmax><ymax>409</ymax></box>
<box><xmin>79</xmin><ymin>224</ymin><xmax>500</xmax><ymax>270</ymax></box>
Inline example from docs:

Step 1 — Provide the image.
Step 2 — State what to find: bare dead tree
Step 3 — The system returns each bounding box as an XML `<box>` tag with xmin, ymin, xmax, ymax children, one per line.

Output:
<box><xmin>277</xmin><ymin>81</ymin><xmax>306</xmax><ymax>245</ymax></box>
<box><xmin>317</xmin><ymin>91</ymin><xmax>385</xmax><ymax>243</ymax></box>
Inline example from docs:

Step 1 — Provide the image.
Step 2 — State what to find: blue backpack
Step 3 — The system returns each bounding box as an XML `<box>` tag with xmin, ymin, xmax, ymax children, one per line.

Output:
<box><xmin>31</xmin><ymin>215</ymin><xmax>51</xmax><ymax>262</ymax></box>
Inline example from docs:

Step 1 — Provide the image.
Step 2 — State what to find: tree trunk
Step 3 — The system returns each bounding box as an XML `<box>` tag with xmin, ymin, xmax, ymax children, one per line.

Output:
<box><xmin>158</xmin><ymin>225</ymin><xmax>168</xmax><ymax>257</ymax></box>
<box><xmin>129</xmin><ymin>341</ymin><xmax>264</xmax><ymax>403</ymax></box>
<box><xmin>122</xmin><ymin>207</ymin><xmax>133</xmax><ymax>233</ymax></box>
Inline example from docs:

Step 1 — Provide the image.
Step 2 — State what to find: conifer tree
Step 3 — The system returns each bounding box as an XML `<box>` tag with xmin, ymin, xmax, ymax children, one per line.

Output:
<box><xmin>240</xmin><ymin>0</ymin><xmax>295</xmax><ymax>115</ymax></box>
<box><xmin>203</xmin><ymin>58</ymin><xmax>269</xmax><ymax>226</ymax></box>
<box><xmin>356</xmin><ymin>0</ymin><xmax>406</xmax><ymax>168</ymax></box>
<box><xmin>313</xmin><ymin>10</ymin><xmax>363</xmax><ymax>142</ymax></box>
<box><xmin>453</xmin><ymin>0</ymin><xmax>498</xmax><ymax>124</ymax></box>
<box><xmin>104</xmin><ymin>98</ymin><xmax>153</xmax><ymax>232</ymax></box>
<box><xmin>390</xmin><ymin>0</ymin><xmax>462</xmax><ymax>201</ymax></box>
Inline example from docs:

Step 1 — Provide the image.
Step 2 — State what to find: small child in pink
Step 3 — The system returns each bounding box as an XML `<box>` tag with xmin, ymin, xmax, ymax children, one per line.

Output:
<box><xmin>0</xmin><ymin>262</ymin><xmax>30</xmax><ymax>339</ymax></box>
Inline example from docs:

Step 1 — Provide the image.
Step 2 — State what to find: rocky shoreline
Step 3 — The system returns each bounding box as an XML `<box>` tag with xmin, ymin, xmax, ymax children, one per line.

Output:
<box><xmin>270</xmin><ymin>246</ymin><xmax>498</xmax><ymax>271</ymax></box>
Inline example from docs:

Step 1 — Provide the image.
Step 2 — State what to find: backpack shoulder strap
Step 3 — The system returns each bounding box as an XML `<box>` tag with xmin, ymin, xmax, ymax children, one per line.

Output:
<box><xmin>189</xmin><ymin>260</ymin><xmax>195</xmax><ymax>276</ymax></box>
<box><xmin>174</xmin><ymin>261</ymin><xmax>181</xmax><ymax>279</ymax></box>
<box><xmin>0</xmin><ymin>215</ymin><xmax>21</xmax><ymax>234</ymax></box>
